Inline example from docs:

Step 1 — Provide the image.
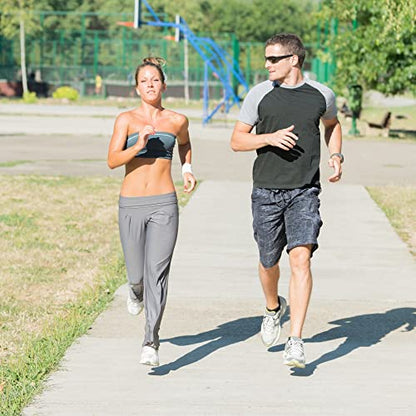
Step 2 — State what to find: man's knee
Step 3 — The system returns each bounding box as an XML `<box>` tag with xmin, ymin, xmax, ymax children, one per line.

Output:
<box><xmin>289</xmin><ymin>245</ymin><xmax>312</xmax><ymax>275</ymax></box>
<box><xmin>259</xmin><ymin>260</ymin><xmax>280</xmax><ymax>272</ymax></box>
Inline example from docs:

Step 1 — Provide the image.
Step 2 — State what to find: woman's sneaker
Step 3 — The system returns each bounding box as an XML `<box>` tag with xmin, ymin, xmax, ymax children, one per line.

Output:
<box><xmin>140</xmin><ymin>345</ymin><xmax>159</xmax><ymax>366</ymax></box>
<box><xmin>283</xmin><ymin>336</ymin><xmax>305</xmax><ymax>368</ymax></box>
<box><xmin>261</xmin><ymin>296</ymin><xmax>287</xmax><ymax>347</ymax></box>
<box><xmin>127</xmin><ymin>296</ymin><xmax>144</xmax><ymax>315</ymax></box>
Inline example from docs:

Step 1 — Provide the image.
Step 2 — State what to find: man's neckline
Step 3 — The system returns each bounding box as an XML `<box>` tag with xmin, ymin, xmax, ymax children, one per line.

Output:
<box><xmin>273</xmin><ymin>79</ymin><xmax>306</xmax><ymax>89</ymax></box>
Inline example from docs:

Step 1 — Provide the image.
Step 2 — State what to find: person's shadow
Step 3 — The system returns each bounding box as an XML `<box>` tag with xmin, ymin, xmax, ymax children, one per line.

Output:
<box><xmin>270</xmin><ymin>307</ymin><xmax>416</xmax><ymax>377</ymax></box>
<box><xmin>149</xmin><ymin>316</ymin><xmax>261</xmax><ymax>376</ymax></box>
<box><xmin>149</xmin><ymin>313</ymin><xmax>291</xmax><ymax>376</ymax></box>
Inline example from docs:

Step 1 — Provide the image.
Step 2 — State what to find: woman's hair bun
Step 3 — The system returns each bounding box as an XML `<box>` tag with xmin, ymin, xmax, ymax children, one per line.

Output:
<box><xmin>142</xmin><ymin>56</ymin><xmax>166</xmax><ymax>67</ymax></box>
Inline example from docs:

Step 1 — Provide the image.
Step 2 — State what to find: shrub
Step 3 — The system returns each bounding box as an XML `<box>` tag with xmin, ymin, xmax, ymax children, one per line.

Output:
<box><xmin>52</xmin><ymin>86</ymin><xmax>79</xmax><ymax>101</ymax></box>
<box><xmin>23</xmin><ymin>91</ymin><xmax>37</xmax><ymax>103</ymax></box>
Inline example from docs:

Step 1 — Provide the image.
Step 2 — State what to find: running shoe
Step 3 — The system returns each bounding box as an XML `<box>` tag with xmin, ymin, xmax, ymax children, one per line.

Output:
<box><xmin>283</xmin><ymin>336</ymin><xmax>305</xmax><ymax>368</ymax></box>
<box><xmin>140</xmin><ymin>345</ymin><xmax>159</xmax><ymax>366</ymax></box>
<box><xmin>127</xmin><ymin>296</ymin><xmax>144</xmax><ymax>316</ymax></box>
<box><xmin>261</xmin><ymin>296</ymin><xmax>287</xmax><ymax>347</ymax></box>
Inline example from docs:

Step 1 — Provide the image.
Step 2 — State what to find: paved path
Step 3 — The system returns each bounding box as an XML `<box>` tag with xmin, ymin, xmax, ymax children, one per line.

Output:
<box><xmin>1</xmin><ymin>103</ymin><xmax>415</xmax><ymax>186</ymax></box>
<box><xmin>0</xmin><ymin>103</ymin><xmax>415</xmax><ymax>415</ymax></box>
<box><xmin>23</xmin><ymin>181</ymin><xmax>416</xmax><ymax>416</ymax></box>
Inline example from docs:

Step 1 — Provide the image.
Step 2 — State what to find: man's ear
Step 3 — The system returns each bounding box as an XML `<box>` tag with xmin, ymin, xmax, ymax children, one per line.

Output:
<box><xmin>135</xmin><ymin>86</ymin><xmax>141</xmax><ymax>97</ymax></box>
<box><xmin>291</xmin><ymin>54</ymin><xmax>299</xmax><ymax>67</ymax></box>
<box><xmin>162</xmin><ymin>83</ymin><xmax>167</xmax><ymax>93</ymax></box>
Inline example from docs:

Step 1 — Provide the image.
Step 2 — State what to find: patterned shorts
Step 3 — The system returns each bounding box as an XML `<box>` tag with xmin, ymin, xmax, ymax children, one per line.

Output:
<box><xmin>251</xmin><ymin>186</ymin><xmax>323</xmax><ymax>268</ymax></box>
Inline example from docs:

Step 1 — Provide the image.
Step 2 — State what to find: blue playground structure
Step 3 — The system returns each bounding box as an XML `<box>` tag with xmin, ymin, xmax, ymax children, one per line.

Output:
<box><xmin>133</xmin><ymin>0</ymin><xmax>249</xmax><ymax>124</ymax></box>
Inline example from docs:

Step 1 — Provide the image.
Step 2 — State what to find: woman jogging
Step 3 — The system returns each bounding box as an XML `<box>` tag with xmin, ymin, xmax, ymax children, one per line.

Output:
<box><xmin>107</xmin><ymin>57</ymin><xmax>196</xmax><ymax>367</ymax></box>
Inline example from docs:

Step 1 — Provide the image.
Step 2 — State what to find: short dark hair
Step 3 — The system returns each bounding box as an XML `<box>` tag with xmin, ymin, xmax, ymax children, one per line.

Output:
<box><xmin>265</xmin><ymin>33</ymin><xmax>306</xmax><ymax>67</ymax></box>
<box><xmin>135</xmin><ymin>57</ymin><xmax>166</xmax><ymax>86</ymax></box>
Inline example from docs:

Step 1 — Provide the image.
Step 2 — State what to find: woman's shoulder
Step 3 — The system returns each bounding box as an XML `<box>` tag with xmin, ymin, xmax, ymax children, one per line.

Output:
<box><xmin>114</xmin><ymin>109</ymin><xmax>142</xmax><ymax>131</ymax></box>
<box><xmin>164</xmin><ymin>109</ymin><xmax>188</xmax><ymax>127</ymax></box>
<box><xmin>116</xmin><ymin>108</ymin><xmax>138</xmax><ymax>121</ymax></box>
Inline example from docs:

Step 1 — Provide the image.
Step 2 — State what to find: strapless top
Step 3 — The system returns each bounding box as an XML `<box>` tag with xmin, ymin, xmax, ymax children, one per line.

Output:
<box><xmin>124</xmin><ymin>131</ymin><xmax>176</xmax><ymax>160</ymax></box>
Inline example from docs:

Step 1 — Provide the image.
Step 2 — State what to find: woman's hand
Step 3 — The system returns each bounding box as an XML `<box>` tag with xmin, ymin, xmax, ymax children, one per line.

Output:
<box><xmin>134</xmin><ymin>125</ymin><xmax>155</xmax><ymax>152</ymax></box>
<box><xmin>183</xmin><ymin>172</ymin><xmax>196</xmax><ymax>193</ymax></box>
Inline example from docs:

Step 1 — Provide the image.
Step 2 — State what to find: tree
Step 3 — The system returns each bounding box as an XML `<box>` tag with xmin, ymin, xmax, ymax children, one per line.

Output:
<box><xmin>318</xmin><ymin>0</ymin><xmax>416</xmax><ymax>95</ymax></box>
<box><xmin>0</xmin><ymin>0</ymin><xmax>44</xmax><ymax>95</ymax></box>
<box><xmin>145</xmin><ymin>0</ymin><xmax>316</xmax><ymax>42</ymax></box>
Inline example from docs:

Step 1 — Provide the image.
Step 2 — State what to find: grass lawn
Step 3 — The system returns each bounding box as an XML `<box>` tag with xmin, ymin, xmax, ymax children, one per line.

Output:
<box><xmin>367</xmin><ymin>186</ymin><xmax>416</xmax><ymax>257</ymax></box>
<box><xmin>341</xmin><ymin>103</ymin><xmax>416</xmax><ymax>142</ymax></box>
<box><xmin>0</xmin><ymin>175</ymin><xmax>192</xmax><ymax>415</ymax></box>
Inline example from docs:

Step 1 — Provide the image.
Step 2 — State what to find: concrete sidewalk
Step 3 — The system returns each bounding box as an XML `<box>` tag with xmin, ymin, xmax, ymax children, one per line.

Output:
<box><xmin>23</xmin><ymin>180</ymin><xmax>416</xmax><ymax>416</ymax></box>
<box><xmin>2</xmin><ymin>103</ymin><xmax>415</xmax><ymax>414</ymax></box>
<box><xmin>2</xmin><ymin>105</ymin><xmax>416</xmax><ymax>186</ymax></box>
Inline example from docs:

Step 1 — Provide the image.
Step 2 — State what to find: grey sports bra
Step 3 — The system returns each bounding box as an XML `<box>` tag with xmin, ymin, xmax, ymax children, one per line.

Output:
<box><xmin>124</xmin><ymin>131</ymin><xmax>176</xmax><ymax>160</ymax></box>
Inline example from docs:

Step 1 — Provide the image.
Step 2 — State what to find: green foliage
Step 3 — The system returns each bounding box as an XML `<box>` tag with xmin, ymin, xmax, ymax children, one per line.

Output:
<box><xmin>0</xmin><ymin>0</ymin><xmax>46</xmax><ymax>38</ymax></box>
<box><xmin>4</xmin><ymin>0</ymin><xmax>317</xmax><ymax>43</ymax></box>
<box><xmin>22</xmin><ymin>91</ymin><xmax>37</xmax><ymax>103</ymax></box>
<box><xmin>52</xmin><ymin>86</ymin><xmax>79</xmax><ymax>101</ymax></box>
<box><xmin>318</xmin><ymin>0</ymin><xmax>416</xmax><ymax>95</ymax></box>
<box><xmin>149</xmin><ymin>0</ymin><xmax>315</xmax><ymax>42</ymax></box>
<box><xmin>0</xmin><ymin>0</ymin><xmax>319</xmax><ymax>87</ymax></box>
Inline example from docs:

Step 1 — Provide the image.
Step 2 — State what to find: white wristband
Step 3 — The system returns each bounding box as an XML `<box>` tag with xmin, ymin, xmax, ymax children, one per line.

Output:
<box><xmin>181</xmin><ymin>163</ymin><xmax>193</xmax><ymax>176</ymax></box>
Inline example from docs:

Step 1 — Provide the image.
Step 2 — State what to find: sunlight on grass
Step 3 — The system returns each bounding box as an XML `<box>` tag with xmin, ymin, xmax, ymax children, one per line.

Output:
<box><xmin>367</xmin><ymin>186</ymin><xmax>416</xmax><ymax>256</ymax></box>
<box><xmin>0</xmin><ymin>175</ymin><xmax>194</xmax><ymax>415</ymax></box>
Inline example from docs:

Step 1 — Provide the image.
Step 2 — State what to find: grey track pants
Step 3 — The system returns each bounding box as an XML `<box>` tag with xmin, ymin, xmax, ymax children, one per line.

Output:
<box><xmin>119</xmin><ymin>192</ymin><xmax>178</xmax><ymax>349</ymax></box>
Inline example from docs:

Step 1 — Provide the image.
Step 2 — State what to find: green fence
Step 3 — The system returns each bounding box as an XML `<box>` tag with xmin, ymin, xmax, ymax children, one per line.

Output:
<box><xmin>0</xmin><ymin>11</ymin><xmax>334</xmax><ymax>98</ymax></box>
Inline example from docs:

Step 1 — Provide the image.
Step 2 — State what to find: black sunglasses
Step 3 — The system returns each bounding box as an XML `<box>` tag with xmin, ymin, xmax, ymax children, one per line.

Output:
<box><xmin>265</xmin><ymin>54</ymin><xmax>293</xmax><ymax>64</ymax></box>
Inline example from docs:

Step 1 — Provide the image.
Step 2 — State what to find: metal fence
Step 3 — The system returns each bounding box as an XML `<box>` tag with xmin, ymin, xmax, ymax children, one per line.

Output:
<box><xmin>0</xmin><ymin>11</ymin><xmax>334</xmax><ymax>98</ymax></box>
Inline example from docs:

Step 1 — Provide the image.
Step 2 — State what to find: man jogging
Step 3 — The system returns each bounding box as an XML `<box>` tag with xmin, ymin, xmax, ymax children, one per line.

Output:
<box><xmin>231</xmin><ymin>33</ymin><xmax>343</xmax><ymax>368</ymax></box>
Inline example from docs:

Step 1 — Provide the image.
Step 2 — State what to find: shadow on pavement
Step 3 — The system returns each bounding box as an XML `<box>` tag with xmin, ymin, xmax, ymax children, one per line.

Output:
<box><xmin>270</xmin><ymin>307</ymin><xmax>416</xmax><ymax>377</ymax></box>
<box><xmin>149</xmin><ymin>316</ymin><xmax>262</xmax><ymax>376</ymax></box>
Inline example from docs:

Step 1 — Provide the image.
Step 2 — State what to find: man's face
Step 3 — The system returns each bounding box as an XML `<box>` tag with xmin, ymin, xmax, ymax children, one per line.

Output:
<box><xmin>264</xmin><ymin>44</ymin><xmax>293</xmax><ymax>82</ymax></box>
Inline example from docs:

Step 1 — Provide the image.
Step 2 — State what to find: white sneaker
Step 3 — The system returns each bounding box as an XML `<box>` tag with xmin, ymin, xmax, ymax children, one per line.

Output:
<box><xmin>283</xmin><ymin>337</ymin><xmax>305</xmax><ymax>368</ymax></box>
<box><xmin>261</xmin><ymin>296</ymin><xmax>287</xmax><ymax>347</ymax></box>
<box><xmin>140</xmin><ymin>345</ymin><xmax>159</xmax><ymax>366</ymax></box>
<box><xmin>127</xmin><ymin>296</ymin><xmax>143</xmax><ymax>316</ymax></box>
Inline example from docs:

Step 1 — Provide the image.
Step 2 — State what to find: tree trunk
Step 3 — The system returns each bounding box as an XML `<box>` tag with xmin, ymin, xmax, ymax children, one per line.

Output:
<box><xmin>20</xmin><ymin>15</ymin><xmax>28</xmax><ymax>95</ymax></box>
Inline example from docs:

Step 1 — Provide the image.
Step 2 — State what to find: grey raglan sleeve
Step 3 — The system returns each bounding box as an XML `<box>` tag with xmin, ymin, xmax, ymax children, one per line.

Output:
<box><xmin>322</xmin><ymin>88</ymin><xmax>337</xmax><ymax>120</ymax></box>
<box><xmin>307</xmin><ymin>79</ymin><xmax>337</xmax><ymax>120</ymax></box>
<box><xmin>238</xmin><ymin>81</ymin><xmax>274</xmax><ymax>126</ymax></box>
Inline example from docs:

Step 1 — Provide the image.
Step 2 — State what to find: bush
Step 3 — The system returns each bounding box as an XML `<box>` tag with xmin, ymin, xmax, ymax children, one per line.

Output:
<box><xmin>52</xmin><ymin>86</ymin><xmax>79</xmax><ymax>101</ymax></box>
<box><xmin>23</xmin><ymin>91</ymin><xmax>37</xmax><ymax>103</ymax></box>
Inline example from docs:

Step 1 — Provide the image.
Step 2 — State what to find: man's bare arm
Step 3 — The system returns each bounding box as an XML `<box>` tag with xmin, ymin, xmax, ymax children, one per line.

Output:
<box><xmin>230</xmin><ymin>121</ymin><xmax>298</xmax><ymax>152</ymax></box>
<box><xmin>322</xmin><ymin>117</ymin><xmax>343</xmax><ymax>182</ymax></box>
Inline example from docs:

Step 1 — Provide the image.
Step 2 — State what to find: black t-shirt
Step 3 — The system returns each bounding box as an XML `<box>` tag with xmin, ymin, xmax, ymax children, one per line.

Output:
<box><xmin>238</xmin><ymin>79</ymin><xmax>337</xmax><ymax>189</ymax></box>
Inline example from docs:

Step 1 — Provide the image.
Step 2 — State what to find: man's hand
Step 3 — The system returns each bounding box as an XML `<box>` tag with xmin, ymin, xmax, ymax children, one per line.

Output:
<box><xmin>266</xmin><ymin>125</ymin><xmax>298</xmax><ymax>150</ymax></box>
<box><xmin>328</xmin><ymin>155</ymin><xmax>342</xmax><ymax>182</ymax></box>
<box><xmin>183</xmin><ymin>173</ymin><xmax>196</xmax><ymax>193</ymax></box>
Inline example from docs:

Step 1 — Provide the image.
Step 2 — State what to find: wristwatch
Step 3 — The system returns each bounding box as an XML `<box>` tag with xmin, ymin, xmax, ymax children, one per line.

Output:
<box><xmin>330</xmin><ymin>153</ymin><xmax>344</xmax><ymax>163</ymax></box>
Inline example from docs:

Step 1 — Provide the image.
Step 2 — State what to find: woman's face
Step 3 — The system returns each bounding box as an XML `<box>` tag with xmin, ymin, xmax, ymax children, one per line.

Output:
<box><xmin>136</xmin><ymin>66</ymin><xmax>166</xmax><ymax>102</ymax></box>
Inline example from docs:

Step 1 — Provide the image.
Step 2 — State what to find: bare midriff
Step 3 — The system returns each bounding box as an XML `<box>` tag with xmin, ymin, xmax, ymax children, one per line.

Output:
<box><xmin>120</xmin><ymin>157</ymin><xmax>175</xmax><ymax>197</ymax></box>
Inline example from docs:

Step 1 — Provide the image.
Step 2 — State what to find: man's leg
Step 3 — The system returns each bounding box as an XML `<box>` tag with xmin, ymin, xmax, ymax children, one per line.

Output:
<box><xmin>288</xmin><ymin>244</ymin><xmax>313</xmax><ymax>338</ymax></box>
<box><xmin>258</xmin><ymin>261</ymin><xmax>280</xmax><ymax>310</ymax></box>
<box><xmin>251</xmin><ymin>188</ymin><xmax>288</xmax><ymax>347</ymax></box>
<box><xmin>282</xmin><ymin>187</ymin><xmax>321</xmax><ymax>367</ymax></box>
<box><xmin>259</xmin><ymin>259</ymin><xmax>287</xmax><ymax>347</ymax></box>
<box><xmin>282</xmin><ymin>244</ymin><xmax>312</xmax><ymax>368</ymax></box>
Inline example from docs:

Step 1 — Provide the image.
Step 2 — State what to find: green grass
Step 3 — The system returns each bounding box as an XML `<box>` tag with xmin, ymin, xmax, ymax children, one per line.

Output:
<box><xmin>0</xmin><ymin>175</ymin><xmax>194</xmax><ymax>416</ymax></box>
<box><xmin>367</xmin><ymin>186</ymin><xmax>416</xmax><ymax>256</ymax></box>
<box><xmin>1</xmin><ymin>250</ymin><xmax>125</xmax><ymax>415</ymax></box>
<box><xmin>0</xmin><ymin>160</ymin><xmax>31</xmax><ymax>168</ymax></box>
<box><xmin>341</xmin><ymin>103</ymin><xmax>416</xmax><ymax>142</ymax></box>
